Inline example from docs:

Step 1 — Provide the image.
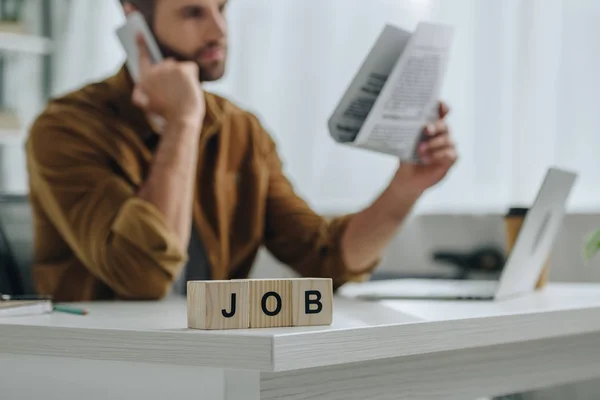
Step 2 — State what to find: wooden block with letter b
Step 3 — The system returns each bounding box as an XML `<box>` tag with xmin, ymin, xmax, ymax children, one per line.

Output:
<box><xmin>187</xmin><ymin>280</ymin><xmax>250</xmax><ymax>330</ymax></box>
<box><xmin>292</xmin><ymin>278</ymin><xmax>333</xmax><ymax>326</ymax></box>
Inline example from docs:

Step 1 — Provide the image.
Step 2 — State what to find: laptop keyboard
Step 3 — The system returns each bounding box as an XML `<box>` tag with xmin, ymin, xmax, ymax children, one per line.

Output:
<box><xmin>341</xmin><ymin>279</ymin><xmax>499</xmax><ymax>300</ymax></box>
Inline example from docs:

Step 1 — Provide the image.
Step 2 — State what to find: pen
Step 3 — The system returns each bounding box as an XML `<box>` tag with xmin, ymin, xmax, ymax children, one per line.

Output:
<box><xmin>53</xmin><ymin>305</ymin><xmax>88</xmax><ymax>316</ymax></box>
<box><xmin>1</xmin><ymin>294</ymin><xmax>88</xmax><ymax>315</ymax></box>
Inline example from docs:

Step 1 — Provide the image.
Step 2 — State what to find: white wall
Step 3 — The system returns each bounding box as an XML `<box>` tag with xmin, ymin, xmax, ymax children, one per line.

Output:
<box><xmin>1</xmin><ymin>0</ymin><xmax>45</xmax><ymax>193</ymax></box>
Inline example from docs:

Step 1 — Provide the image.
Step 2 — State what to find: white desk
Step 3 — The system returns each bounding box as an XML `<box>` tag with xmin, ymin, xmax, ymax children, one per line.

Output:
<box><xmin>2</xmin><ymin>283</ymin><xmax>600</xmax><ymax>400</ymax></box>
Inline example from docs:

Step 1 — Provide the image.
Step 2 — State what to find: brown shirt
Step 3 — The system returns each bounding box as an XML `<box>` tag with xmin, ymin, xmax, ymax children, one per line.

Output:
<box><xmin>25</xmin><ymin>66</ymin><xmax>375</xmax><ymax>302</ymax></box>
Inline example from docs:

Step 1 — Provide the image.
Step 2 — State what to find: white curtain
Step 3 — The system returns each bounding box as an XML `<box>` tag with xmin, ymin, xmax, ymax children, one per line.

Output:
<box><xmin>52</xmin><ymin>0</ymin><xmax>126</xmax><ymax>95</ymax></box>
<box><xmin>9</xmin><ymin>0</ymin><xmax>600</xmax><ymax>215</ymax></box>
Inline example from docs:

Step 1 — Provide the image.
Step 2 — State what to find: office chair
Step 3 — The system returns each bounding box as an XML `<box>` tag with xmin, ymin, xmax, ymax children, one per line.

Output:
<box><xmin>0</xmin><ymin>194</ymin><xmax>33</xmax><ymax>295</ymax></box>
<box><xmin>0</xmin><ymin>216</ymin><xmax>24</xmax><ymax>295</ymax></box>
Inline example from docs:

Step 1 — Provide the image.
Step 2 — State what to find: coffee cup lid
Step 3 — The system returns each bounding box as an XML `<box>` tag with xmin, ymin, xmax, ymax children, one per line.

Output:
<box><xmin>506</xmin><ymin>207</ymin><xmax>529</xmax><ymax>217</ymax></box>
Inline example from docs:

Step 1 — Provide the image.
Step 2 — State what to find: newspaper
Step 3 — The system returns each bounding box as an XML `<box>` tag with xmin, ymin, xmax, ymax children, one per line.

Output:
<box><xmin>328</xmin><ymin>22</ymin><xmax>454</xmax><ymax>162</ymax></box>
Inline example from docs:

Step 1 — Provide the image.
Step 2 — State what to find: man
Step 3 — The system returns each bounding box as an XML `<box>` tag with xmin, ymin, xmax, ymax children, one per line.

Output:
<box><xmin>25</xmin><ymin>0</ymin><xmax>458</xmax><ymax>301</ymax></box>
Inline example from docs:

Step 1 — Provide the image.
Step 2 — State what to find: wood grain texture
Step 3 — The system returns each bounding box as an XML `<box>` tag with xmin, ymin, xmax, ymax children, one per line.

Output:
<box><xmin>187</xmin><ymin>280</ymin><xmax>250</xmax><ymax>330</ymax></box>
<box><xmin>2</xmin><ymin>285</ymin><xmax>600</xmax><ymax>373</ymax></box>
<box><xmin>249</xmin><ymin>279</ymin><xmax>292</xmax><ymax>328</ymax></box>
<box><xmin>272</xmin><ymin>301</ymin><xmax>600</xmax><ymax>371</ymax></box>
<box><xmin>0</xmin><ymin>323</ymin><xmax>274</xmax><ymax>371</ymax></box>
<box><xmin>291</xmin><ymin>279</ymin><xmax>333</xmax><ymax>326</ymax></box>
<box><xmin>262</xmin><ymin>332</ymin><xmax>600</xmax><ymax>399</ymax></box>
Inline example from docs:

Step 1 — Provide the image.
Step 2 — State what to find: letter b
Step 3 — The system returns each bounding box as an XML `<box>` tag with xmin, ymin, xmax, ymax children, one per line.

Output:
<box><xmin>292</xmin><ymin>279</ymin><xmax>333</xmax><ymax>327</ymax></box>
<box><xmin>305</xmin><ymin>290</ymin><xmax>323</xmax><ymax>314</ymax></box>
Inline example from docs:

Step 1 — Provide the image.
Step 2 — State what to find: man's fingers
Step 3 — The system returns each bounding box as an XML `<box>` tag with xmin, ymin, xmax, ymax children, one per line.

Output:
<box><xmin>425</xmin><ymin>148</ymin><xmax>458</xmax><ymax>165</ymax></box>
<box><xmin>419</xmin><ymin>106</ymin><xmax>455</xmax><ymax>165</ymax></box>
<box><xmin>132</xmin><ymin>86</ymin><xmax>149</xmax><ymax>108</ymax></box>
<box><xmin>136</xmin><ymin>33</ymin><xmax>152</xmax><ymax>75</ymax></box>
<box><xmin>425</xmin><ymin>120</ymin><xmax>449</xmax><ymax>137</ymax></box>
<box><xmin>439</xmin><ymin>101</ymin><xmax>450</xmax><ymax>119</ymax></box>
<box><xmin>419</xmin><ymin>133</ymin><xmax>453</xmax><ymax>153</ymax></box>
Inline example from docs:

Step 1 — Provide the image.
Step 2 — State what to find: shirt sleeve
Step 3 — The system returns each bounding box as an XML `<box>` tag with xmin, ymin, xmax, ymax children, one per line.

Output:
<box><xmin>258</xmin><ymin>123</ymin><xmax>379</xmax><ymax>289</ymax></box>
<box><xmin>26</xmin><ymin>116</ymin><xmax>187</xmax><ymax>300</ymax></box>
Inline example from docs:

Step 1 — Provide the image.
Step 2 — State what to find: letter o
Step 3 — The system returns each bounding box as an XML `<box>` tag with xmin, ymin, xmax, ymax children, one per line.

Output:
<box><xmin>261</xmin><ymin>291</ymin><xmax>282</xmax><ymax>316</ymax></box>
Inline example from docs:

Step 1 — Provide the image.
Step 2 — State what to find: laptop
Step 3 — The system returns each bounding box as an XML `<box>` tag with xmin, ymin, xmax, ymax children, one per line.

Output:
<box><xmin>338</xmin><ymin>167</ymin><xmax>578</xmax><ymax>301</ymax></box>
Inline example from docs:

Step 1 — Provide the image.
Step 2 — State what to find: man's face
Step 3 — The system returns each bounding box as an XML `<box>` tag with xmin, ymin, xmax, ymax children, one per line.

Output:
<box><xmin>151</xmin><ymin>0</ymin><xmax>228</xmax><ymax>82</ymax></box>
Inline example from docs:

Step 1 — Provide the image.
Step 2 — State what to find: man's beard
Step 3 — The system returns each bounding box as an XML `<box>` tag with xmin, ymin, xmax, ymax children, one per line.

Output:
<box><xmin>154</xmin><ymin>35</ymin><xmax>226</xmax><ymax>82</ymax></box>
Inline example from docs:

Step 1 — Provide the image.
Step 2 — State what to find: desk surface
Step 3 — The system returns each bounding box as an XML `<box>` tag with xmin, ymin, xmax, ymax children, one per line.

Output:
<box><xmin>2</xmin><ymin>283</ymin><xmax>600</xmax><ymax>372</ymax></box>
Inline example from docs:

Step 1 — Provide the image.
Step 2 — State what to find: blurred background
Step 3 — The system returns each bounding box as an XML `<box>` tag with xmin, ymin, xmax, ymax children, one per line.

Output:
<box><xmin>3</xmin><ymin>0</ymin><xmax>600</xmax><ymax>277</ymax></box>
<box><xmin>5</xmin><ymin>0</ymin><xmax>600</xmax><ymax>212</ymax></box>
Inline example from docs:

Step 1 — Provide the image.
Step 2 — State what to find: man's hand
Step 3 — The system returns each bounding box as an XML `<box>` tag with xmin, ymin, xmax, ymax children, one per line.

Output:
<box><xmin>132</xmin><ymin>34</ymin><xmax>205</xmax><ymax>126</ymax></box>
<box><xmin>391</xmin><ymin>102</ymin><xmax>458</xmax><ymax>195</ymax></box>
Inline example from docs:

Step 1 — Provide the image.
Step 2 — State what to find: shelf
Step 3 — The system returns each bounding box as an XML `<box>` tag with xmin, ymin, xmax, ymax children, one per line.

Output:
<box><xmin>0</xmin><ymin>32</ymin><xmax>52</xmax><ymax>55</ymax></box>
<box><xmin>0</xmin><ymin>21</ymin><xmax>26</xmax><ymax>34</ymax></box>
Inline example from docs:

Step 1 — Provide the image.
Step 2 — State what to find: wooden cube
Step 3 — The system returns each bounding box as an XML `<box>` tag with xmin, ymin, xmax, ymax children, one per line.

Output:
<box><xmin>249</xmin><ymin>279</ymin><xmax>292</xmax><ymax>328</ymax></box>
<box><xmin>187</xmin><ymin>280</ymin><xmax>250</xmax><ymax>330</ymax></box>
<box><xmin>292</xmin><ymin>278</ymin><xmax>333</xmax><ymax>326</ymax></box>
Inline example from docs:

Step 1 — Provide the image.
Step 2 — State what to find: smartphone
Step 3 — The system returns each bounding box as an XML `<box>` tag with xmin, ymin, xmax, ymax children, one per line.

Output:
<box><xmin>116</xmin><ymin>11</ymin><xmax>166</xmax><ymax>131</ymax></box>
<box><xmin>116</xmin><ymin>11</ymin><xmax>164</xmax><ymax>83</ymax></box>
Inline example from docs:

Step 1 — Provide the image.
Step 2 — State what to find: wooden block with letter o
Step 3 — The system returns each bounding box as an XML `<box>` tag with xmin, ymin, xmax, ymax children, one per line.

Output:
<box><xmin>249</xmin><ymin>279</ymin><xmax>292</xmax><ymax>328</ymax></box>
<box><xmin>187</xmin><ymin>278</ymin><xmax>333</xmax><ymax>330</ymax></box>
<box><xmin>187</xmin><ymin>280</ymin><xmax>250</xmax><ymax>330</ymax></box>
<box><xmin>292</xmin><ymin>278</ymin><xmax>333</xmax><ymax>327</ymax></box>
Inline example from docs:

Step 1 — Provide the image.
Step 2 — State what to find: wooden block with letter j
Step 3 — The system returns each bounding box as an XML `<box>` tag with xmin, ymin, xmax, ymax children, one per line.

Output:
<box><xmin>187</xmin><ymin>278</ymin><xmax>333</xmax><ymax>330</ymax></box>
<box><xmin>187</xmin><ymin>280</ymin><xmax>250</xmax><ymax>330</ymax></box>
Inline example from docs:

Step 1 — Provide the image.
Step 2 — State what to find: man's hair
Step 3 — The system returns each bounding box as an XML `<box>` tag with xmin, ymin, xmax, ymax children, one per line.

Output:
<box><xmin>120</xmin><ymin>0</ymin><xmax>155</xmax><ymax>18</ymax></box>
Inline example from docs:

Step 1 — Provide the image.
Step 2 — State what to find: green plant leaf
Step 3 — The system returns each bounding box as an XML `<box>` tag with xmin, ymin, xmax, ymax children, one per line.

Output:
<box><xmin>584</xmin><ymin>229</ymin><xmax>600</xmax><ymax>261</ymax></box>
